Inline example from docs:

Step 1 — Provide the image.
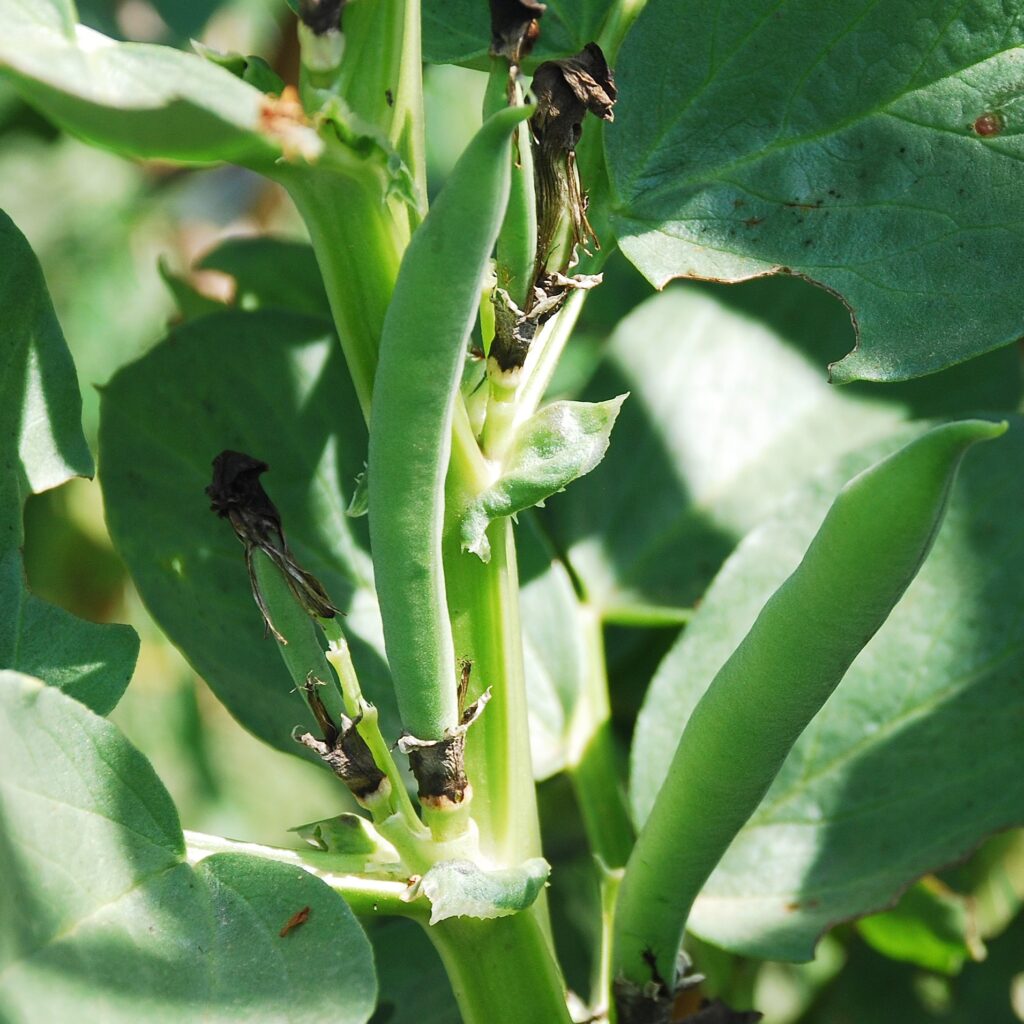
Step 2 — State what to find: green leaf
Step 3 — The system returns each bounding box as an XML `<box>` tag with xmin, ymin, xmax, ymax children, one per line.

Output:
<box><xmin>0</xmin><ymin>207</ymin><xmax>92</xmax><ymax>550</ymax></box>
<box><xmin>197</xmin><ymin>237</ymin><xmax>332</xmax><ymax>320</ymax></box>
<box><xmin>0</xmin><ymin>549</ymin><xmax>137</xmax><ymax>715</ymax></box>
<box><xmin>99</xmin><ymin>309</ymin><xmax>398</xmax><ymax>758</ymax></box>
<box><xmin>543</xmin><ymin>279</ymin><xmax>1021</xmax><ymax>617</ymax></box>
<box><xmin>607</xmin><ymin>0</ymin><xmax>1024</xmax><ymax>381</ymax></box>
<box><xmin>0</xmin><ymin>2</ymin><xmax>298</xmax><ymax>166</ymax></box>
<box><xmin>857</xmin><ymin>879</ymin><xmax>976</xmax><ymax>976</ymax></box>
<box><xmin>0</xmin><ymin>671</ymin><xmax>377</xmax><ymax>1022</ymax></box>
<box><xmin>630</xmin><ymin>417</ymin><xmax>1024</xmax><ymax>961</ymax></box>
<box><xmin>0</xmin><ymin>208</ymin><xmax>137</xmax><ymax>712</ymax></box>
<box><xmin>367</xmin><ymin>918</ymin><xmax>460</xmax><ymax>1024</ymax></box>
<box><xmin>191</xmin><ymin>42</ymin><xmax>286</xmax><ymax>96</ymax></box>
<box><xmin>462</xmin><ymin>396</ymin><xmax>625</xmax><ymax>561</ymax></box>
<box><xmin>289</xmin><ymin>814</ymin><xmax>400</xmax><ymax>865</ymax></box>
<box><xmin>422</xmin><ymin>0</ymin><xmax>614</xmax><ymax>67</ymax></box>
<box><xmin>414</xmin><ymin>857</ymin><xmax>551</xmax><ymax>924</ymax></box>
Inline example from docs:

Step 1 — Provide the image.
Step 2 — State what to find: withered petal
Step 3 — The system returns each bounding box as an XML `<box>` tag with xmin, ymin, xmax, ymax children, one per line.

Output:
<box><xmin>489</xmin><ymin>0</ymin><xmax>546</xmax><ymax>61</ymax></box>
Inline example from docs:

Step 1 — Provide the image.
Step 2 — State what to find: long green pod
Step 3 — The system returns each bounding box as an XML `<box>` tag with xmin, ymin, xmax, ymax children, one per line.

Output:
<box><xmin>368</xmin><ymin>104</ymin><xmax>532</xmax><ymax>741</ymax></box>
<box><xmin>612</xmin><ymin>418</ymin><xmax>1006</xmax><ymax>1001</ymax></box>
<box><xmin>484</xmin><ymin>63</ymin><xmax>537</xmax><ymax>311</ymax></box>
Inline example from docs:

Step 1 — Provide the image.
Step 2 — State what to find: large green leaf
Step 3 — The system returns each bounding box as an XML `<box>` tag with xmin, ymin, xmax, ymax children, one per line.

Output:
<box><xmin>197</xmin><ymin>237</ymin><xmax>332</xmax><ymax>320</ymax></box>
<box><xmin>0</xmin><ymin>208</ymin><xmax>137</xmax><ymax>711</ymax></box>
<box><xmin>0</xmin><ymin>670</ymin><xmax>377</xmax><ymax>1023</ymax></box>
<box><xmin>422</xmin><ymin>0</ymin><xmax>614</xmax><ymax>67</ymax></box>
<box><xmin>630</xmin><ymin>417</ymin><xmax>1024</xmax><ymax>960</ymax></box>
<box><xmin>543</xmin><ymin>278</ymin><xmax>1020</xmax><ymax>617</ymax></box>
<box><xmin>0</xmin><ymin>549</ymin><xmax>136</xmax><ymax>715</ymax></box>
<box><xmin>0</xmin><ymin>0</ymin><xmax>293</xmax><ymax>166</ymax></box>
<box><xmin>0</xmin><ymin>207</ymin><xmax>91</xmax><ymax>549</ymax></box>
<box><xmin>607</xmin><ymin>0</ymin><xmax>1024</xmax><ymax>382</ymax></box>
<box><xmin>99</xmin><ymin>309</ymin><xmax>397</xmax><ymax>756</ymax></box>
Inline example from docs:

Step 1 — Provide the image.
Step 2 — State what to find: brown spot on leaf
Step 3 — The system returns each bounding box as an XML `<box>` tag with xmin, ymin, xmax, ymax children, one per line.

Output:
<box><xmin>973</xmin><ymin>112</ymin><xmax>1004</xmax><ymax>137</ymax></box>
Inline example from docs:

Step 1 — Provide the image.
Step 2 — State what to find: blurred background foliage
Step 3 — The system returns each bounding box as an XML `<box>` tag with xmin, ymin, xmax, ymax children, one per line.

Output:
<box><xmin>5</xmin><ymin>2</ymin><xmax>1024</xmax><ymax>1021</ymax></box>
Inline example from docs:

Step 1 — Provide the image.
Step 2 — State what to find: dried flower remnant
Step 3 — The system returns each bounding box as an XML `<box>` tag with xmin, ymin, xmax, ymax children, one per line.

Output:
<box><xmin>207</xmin><ymin>450</ymin><xmax>338</xmax><ymax>641</ymax></box>
<box><xmin>298</xmin><ymin>0</ymin><xmax>345</xmax><ymax>35</ymax></box>
<box><xmin>295</xmin><ymin>678</ymin><xmax>389</xmax><ymax>802</ymax></box>
<box><xmin>530</xmin><ymin>42</ymin><xmax>616</xmax><ymax>274</ymax></box>
<box><xmin>489</xmin><ymin>0</ymin><xmax>546</xmax><ymax>65</ymax></box>
<box><xmin>260</xmin><ymin>86</ymin><xmax>324</xmax><ymax>162</ymax></box>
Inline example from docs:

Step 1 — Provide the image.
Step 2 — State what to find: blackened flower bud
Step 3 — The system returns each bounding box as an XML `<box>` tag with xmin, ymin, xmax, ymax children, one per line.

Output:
<box><xmin>531</xmin><ymin>42</ymin><xmax>616</xmax><ymax>157</ymax></box>
<box><xmin>298</xmin><ymin>0</ymin><xmax>345</xmax><ymax>35</ymax></box>
<box><xmin>207</xmin><ymin>450</ymin><xmax>338</xmax><ymax>637</ymax></box>
<box><xmin>489</xmin><ymin>0</ymin><xmax>546</xmax><ymax>63</ymax></box>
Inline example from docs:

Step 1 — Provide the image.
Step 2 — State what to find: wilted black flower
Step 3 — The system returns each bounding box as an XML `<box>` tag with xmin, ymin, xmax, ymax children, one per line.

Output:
<box><xmin>207</xmin><ymin>450</ymin><xmax>337</xmax><ymax>640</ymax></box>
<box><xmin>489</xmin><ymin>0</ymin><xmax>546</xmax><ymax>63</ymax></box>
<box><xmin>298</xmin><ymin>0</ymin><xmax>344</xmax><ymax>35</ymax></box>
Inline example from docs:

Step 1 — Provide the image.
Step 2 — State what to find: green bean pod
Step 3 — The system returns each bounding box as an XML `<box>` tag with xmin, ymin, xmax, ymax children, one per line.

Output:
<box><xmin>484</xmin><ymin>63</ymin><xmax>537</xmax><ymax>311</ymax></box>
<box><xmin>368</xmin><ymin>104</ymin><xmax>532</xmax><ymax>741</ymax></box>
<box><xmin>612</xmin><ymin>418</ymin><xmax>1006</xmax><ymax>998</ymax></box>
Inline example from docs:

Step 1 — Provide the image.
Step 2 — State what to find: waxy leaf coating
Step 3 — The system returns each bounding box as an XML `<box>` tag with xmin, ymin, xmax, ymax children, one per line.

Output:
<box><xmin>607</xmin><ymin>0</ymin><xmax>1024</xmax><ymax>382</ymax></box>
<box><xmin>0</xmin><ymin>671</ymin><xmax>377</xmax><ymax>1023</ymax></box>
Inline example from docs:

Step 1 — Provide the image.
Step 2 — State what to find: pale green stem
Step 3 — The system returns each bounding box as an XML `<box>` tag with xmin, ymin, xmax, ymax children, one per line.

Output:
<box><xmin>513</xmin><ymin>288</ymin><xmax>587</xmax><ymax>424</ymax></box>
<box><xmin>567</xmin><ymin>606</ymin><xmax>635</xmax><ymax>871</ymax></box>
<box><xmin>319</xmin><ymin>620</ymin><xmax>426</xmax><ymax>839</ymax></box>
<box><xmin>427</xmin><ymin>910</ymin><xmax>573</xmax><ymax>1024</ymax></box>
<box><xmin>597</xmin><ymin>0</ymin><xmax>649</xmax><ymax>62</ymax></box>
<box><xmin>183</xmin><ymin>830</ymin><xmax>420</xmax><ymax>920</ymax></box>
<box><xmin>595</xmin><ymin>866</ymin><xmax>625</xmax><ymax>1018</ymax></box>
<box><xmin>601</xmin><ymin>604</ymin><xmax>695</xmax><ymax>628</ymax></box>
<box><xmin>444</xmin><ymin>406</ymin><xmax>541</xmax><ymax>869</ymax></box>
<box><xmin>278</xmin><ymin>161</ymin><xmax>404</xmax><ymax>421</ymax></box>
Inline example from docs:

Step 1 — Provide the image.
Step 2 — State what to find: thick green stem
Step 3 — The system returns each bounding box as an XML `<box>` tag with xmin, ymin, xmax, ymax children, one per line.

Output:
<box><xmin>338</xmin><ymin>0</ymin><xmax>427</xmax><ymax>220</ymax></box>
<box><xmin>427</xmin><ymin>910</ymin><xmax>572</xmax><ymax>1024</ymax></box>
<box><xmin>279</xmin><ymin>162</ymin><xmax>403</xmax><ymax>421</ymax></box>
<box><xmin>444</xmin><ymin>430</ymin><xmax>542</xmax><ymax>866</ymax></box>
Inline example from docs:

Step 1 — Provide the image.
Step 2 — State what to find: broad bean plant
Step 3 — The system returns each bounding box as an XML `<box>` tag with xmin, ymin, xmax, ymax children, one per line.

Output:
<box><xmin>2</xmin><ymin>1</ymin><xmax>1024</xmax><ymax>1022</ymax></box>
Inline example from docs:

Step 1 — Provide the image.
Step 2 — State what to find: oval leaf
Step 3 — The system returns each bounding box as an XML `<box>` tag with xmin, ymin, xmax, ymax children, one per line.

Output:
<box><xmin>415</xmin><ymin>857</ymin><xmax>550</xmax><ymax>924</ymax></box>
<box><xmin>0</xmin><ymin>208</ymin><xmax>91</xmax><ymax>548</ymax></box>
<box><xmin>461</xmin><ymin>396</ymin><xmax>625</xmax><ymax>562</ymax></box>
<box><xmin>422</xmin><ymin>0</ymin><xmax>614</xmax><ymax>67</ymax></box>
<box><xmin>543</xmin><ymin>280</ymin><xmax>1020</xmax><ymax>617</ymax></box>
<box><xmin>0</xmin><ymin>671</ymin><xmax>377</xmax><ymax>1023</ymax></box>
<box><xmin>0</xmin><ymin>1</ymin><xmax>292</xmax><ymax>166</ymax></box>
<box><xmin>0</xmin><ymin>209</ymin><xmax>137</xmax><ymax>712</ymax></box>
<box><xmin>607</xmin><ymin>0</ymin><xmax>1024</xmax><ymax>381</ymax></box>
<box><xmin>99</xmin><ymin>310</ymin><xmax>397</xmax><ymax>757</ymax></box>
<box><xmin>630</xmin><ymin>418</ymin><xmax>1024</xmax><ymax>961</ymax></box>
